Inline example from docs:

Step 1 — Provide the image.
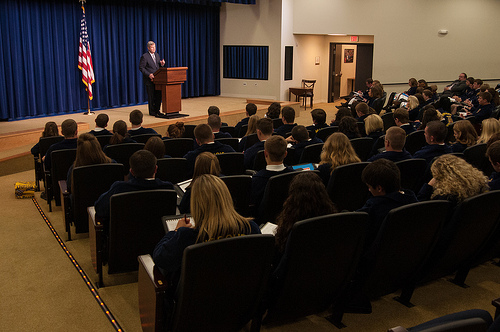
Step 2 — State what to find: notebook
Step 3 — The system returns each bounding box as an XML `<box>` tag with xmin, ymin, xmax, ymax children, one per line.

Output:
<box><xmin>162</xmin><ymin>214</ymin><xmax>195</xmax><ymax>232</ymax></box>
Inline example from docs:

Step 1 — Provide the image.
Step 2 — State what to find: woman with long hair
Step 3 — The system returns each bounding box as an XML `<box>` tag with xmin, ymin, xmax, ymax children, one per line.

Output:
<box><xmin>418</xmin><ymin>154</ymin><xmax>488</xmax><ymax>206</ymax></box>
<box><xmin>31</xmin><ymin>121</ymin><xmax>59</xmax><ymax>156</ymax></box>
<box><xmin>338</xmin><ymin>116</ymin><xmax>361</xmax><ymax>139</ymax></box>
<box><xmin>451</xmin><ymin>120</ymin><xmax>478</xmax><ymax>152</ymax></box>
<box><xmin>417</xmin><ymin>107</ymin><xmax>441</xmax><ymax>130</ymax></box>
<box><xmin>274</xmin><ymin>172</ymin><xmax>337</xmax><ymax>256</ymax></box>
<box><xmin>330</xmin><ymin>107</ymin><xmax>352</xmax><ymax>126</ymax></box>
<box><xmin>318</xmin><ymin>132</ymin><xmax>361</xmax><ymax>186</ymax></box>
<box><xmin>164</xmin><ymin>122</ymin><xmax>185</xmax><ymax>139</ymax></box>
<box><xmin>153</xmin><ymin>174</ymin><xmax>260</xmax><ymax>284</ymax></box>
<box><xmin>179</xmin><ymin>152</ymin><xmax>221</xmax><ymax>214</ymax></box>
<box><xmin>108</xmin><ymin>120</ymin><xmax>135</xmax><ymax>145</ymax></box>
<box><xmin>364</xmin><ymin>114</ymin><xmax>384</xmax><ymax>140</ymax></box>
<box><xmin>407</xmin><ymin>95</ymin><xmax>420</xmax><ymax>121</ymax></box>
<box><xmin>238</xmin><ymin>114</ymin><xmax>260</xmax><ymax>151</ymax></box>
<box><xmin>479</xmin><ymin>118</ymin><xmax>500</xmax><ymax>144</ymax></box>
<box><xmin>144</xmin><ymin>136</ymin><xmax>167</xmax><ymax>159</ymax></box>
<box><xmin>406</xmin><ymin>77</ymin><xmax>418</xmax><ymax>95</ymax></box>
<box><xmin>67</xmin><ymin>133</ymin><xmax>113</xmax><ymax>192</ymax></box>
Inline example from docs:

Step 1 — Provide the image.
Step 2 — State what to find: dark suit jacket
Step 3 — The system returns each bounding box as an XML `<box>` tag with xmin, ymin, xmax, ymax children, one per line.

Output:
<box><xmin>139</xmin><ymin>51</ymin><xmax>162</xmax><ymax>81</ymax></box>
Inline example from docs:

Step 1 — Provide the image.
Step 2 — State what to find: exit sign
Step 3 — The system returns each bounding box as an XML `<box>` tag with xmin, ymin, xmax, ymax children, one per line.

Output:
<box><xmin>350</xmin><ymin>36</ymin><xmax>359</xmax><ymax>42</ymax></box>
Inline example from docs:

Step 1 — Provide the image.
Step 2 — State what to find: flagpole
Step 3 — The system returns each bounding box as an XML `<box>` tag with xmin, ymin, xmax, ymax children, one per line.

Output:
<box><xmin>79</xmin><ymin>0</ymin><xmax>94</xmax><ymax>116</ymax></box>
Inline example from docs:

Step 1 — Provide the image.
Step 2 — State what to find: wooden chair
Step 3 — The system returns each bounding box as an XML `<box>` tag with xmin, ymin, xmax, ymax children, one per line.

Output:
<box><xmin>300</xmin><ymin>79</ymin><xmax>316</xmax><ymax>109</ymax></box>
<box><xmin>59</xmin><ymin>163</ymin><xmax>124</xmax><ymax>240</ymax></box>
<box><xmin>138</xmin><ymin>235</ymin><xmax>275</xmax><ymax>332</ymax></box>
<box><xmin>88</xmin><ymin>189</ymin><xmax>177</xmax><ymax>287</ymax></box>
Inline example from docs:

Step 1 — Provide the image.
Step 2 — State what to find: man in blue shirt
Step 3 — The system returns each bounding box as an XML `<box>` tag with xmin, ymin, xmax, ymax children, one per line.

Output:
<box><xmin>368</xmin><ymin>127</ymin><xmax>412</xmax><ymax>162</ymax></box>
<box><xmin>128</xmin><ymin>109</ymin><xmax>158</xmax><ymax>136</ymax></box>
<box><xmin>274</xmin><ymin>106</ymin><xmax>297</xmax><ymax>137</ymax></box>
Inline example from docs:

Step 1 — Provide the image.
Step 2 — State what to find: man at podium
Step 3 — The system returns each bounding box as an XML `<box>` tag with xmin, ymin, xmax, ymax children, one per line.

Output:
<box><xmin>139</xmin><ymin>41</ymin><xmax>165</xmax><ymax>117</ymax></box>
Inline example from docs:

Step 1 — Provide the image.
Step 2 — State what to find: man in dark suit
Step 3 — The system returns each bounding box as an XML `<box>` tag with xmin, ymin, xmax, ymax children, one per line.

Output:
<box><xmin>274</xmin><ymin>106</ymin><xmax>297</xmax><ymax>137</ymax></box>
<box><xmin>442</xmin><ymin>73</ymin><xmax>467</xmax><ymax>97</ymax></box>
<box><xmin>413</xmin><ymin>120</ymin><xmax>452</xmax><ymax>164</ymax></box>
<box><xmin>139</xmin><ymin>41</ymin><xmax>165</xmax><ymax>116</ymax></box>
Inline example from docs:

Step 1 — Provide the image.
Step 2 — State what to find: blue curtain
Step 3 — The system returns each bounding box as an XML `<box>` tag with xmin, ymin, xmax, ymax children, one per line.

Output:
<box><xmin>223</xmin><ymin>45</ymin><xmax>268</xmax><ymax>80</ymax></box>
<box><xmin>0</xmin><ymin>0</ymin><xmax>221</xmax><ymax>120</ymax></box>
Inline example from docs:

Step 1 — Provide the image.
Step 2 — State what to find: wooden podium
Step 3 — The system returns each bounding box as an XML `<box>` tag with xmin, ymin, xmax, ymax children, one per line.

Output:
<box><xmin>153</xmin><ymin>67</ymin><xmax>188</xmax><ymax>116</ymax></box>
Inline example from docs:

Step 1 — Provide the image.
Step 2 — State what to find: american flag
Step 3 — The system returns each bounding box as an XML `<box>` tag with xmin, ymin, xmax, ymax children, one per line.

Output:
<box><xmin>78</xmin><ymin>4</ymin><xmax>95</xmax><ymax>100</ymax></box>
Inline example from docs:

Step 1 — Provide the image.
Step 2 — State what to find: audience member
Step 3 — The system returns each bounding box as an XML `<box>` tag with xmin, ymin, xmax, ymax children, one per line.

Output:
<box><xmin>442</xmin><ymin>72</ymin><xmax>468</xmax><ymax>96</ymax></box>
<box><xmin>250</xmin><ymin>135</ymin><xmax>294</xmax><ymax>212</ymax></box>
<box><xmin>238</xmin><ymin>114</ymin><xmax>260</xmax><ymax>151</ymax></box>
<box><xmin>164</xmin><ymin>122</ymin><xmax>185</xmax><ymax>139</ymax></box>
<box><xmin>108</xmin><ymin>120</ymin><xmax>136</xmax><ymax>146</ymax></box>
<box><xmin>478</xmin><ymin>118</ymin><xmax>500</xmax><ymax>144</ymax></box>
<box><xmin>450</xmin><ymin>120</ymin><xmax>477</xmax><ymax>152</ymax></box>
<box><xmin>274</xmin><ymin>172</ymin><xmax>337</xmax><ymax>261</ymax></box>
<box><xmin>417</xmin><ymin>107</ymin><xmax>441</xmax><ymax>130</ymax></box>
<box><xmin>67</xmin><ymin>133</ymin><xmax>113</xmax><ymax>193</ymax></box>
<box><xmin>368</xmin><ymin>127</ymin><xmax>412</xmax><ymax>162</ymax></box>
<box><xmin>413</xmin><ymin>120</ymin><xmax>452</xmax><ymax>164</ymax></box>
<box><xmin>274</xmin><ymin>106</ymin><xmax>297</xmax><ymax>137</ymax></box>
<box><xmin>144</xmin><ymin>136</ymin><xmax>168</xmax><ymax>159</ymax></box>
<box><xmin>128</xmin><ymin>109</ymin><xmax>158</xmax><ymax>136</ymax></box>
<box><xmin>358</xmin><ymin>159</ymin><xmax>418</xmax><ymax>245</ymax></box>
<box><xmin>94</xmin><ymin>150</ymin><xmax>174</xmax><ymax>233</ymax></box>
<box><xmin>43</xmin><ymin>119</ymin><xmax>78</xmax><ymax>171</ymax></box>
<box><xmin>207</xmin><ymin>105</ymin><xmax>228</xmax><ymax>126</ymax></box>
<box><xmin>406</xmin><ymin>95</ymin><xmax>420</xmax><ymax>120</ymax></box>
<box><xmin>405</xmin><ymin>78</ymin><xmax>418</xmax><ymax>95</ymax></box>
<box><xmin>418</xmin><ymin>79</ymin><xmax>428</xmax><ymax>90</ymax></box>
<box><xmin>153</xmin><ymin>174</ymin><xmax>260</xmax><ymax>288</ymax></box>
<box><xmin>89</xmin><ymin>114</ymin><xmax>111</xmax><ymax>136</ymax></box>
<box><xmin>330</xmin><ymin>107</ymin><xmax>352</xmax><ymax>126</ymax></box>
<box><xmin>178</xmin><ymin>152</ymin><xmax>221</xmax><ymax>214</ymax></box>
<box><xmin>306</xmin><ymin>108</ymin><xmax>329</xmax><ymax>135</ymax></box>
<box><xmin>235</xmin><ymin>103</ymin><xmax>258</xmax><ymax>136</ymax></box>
<box><xmin>417</xmin><ymin>154</ymin><xmax>488</xmax><ymax>206</ymax></box>
<box><xmin>486</xmin><ymin>141</ymin><xmax>500</xmax><ymax>190</ymax></box>
<box><xmin>393</xmin><ymin>108</ymin><xmax>416</xmax><ymax>135</ymax></box>
<box><xmin>243</xmin><ymin>118</ymin><xmax>273</xmax><ymax>169</ymax></box>
<box><xmin>364</xmin><ymin>114</ymin><xmax>384</xmax><ymax>140</ymax></box>
<box><xmin>317</xmin><ymin>132</ymin><xmax>361</xmax><ymax>186</ymax></box>
<box><xmin>208</xmin><ymin>114</ymin><xmax>232</xmax><ymax>139</ymax></box>
<box><xmin>287</xmin><ymin>125</ymin><xmax>323</xmax><ymax>164</ymax></box>
<box><xmin>465</xmin><ymin>91</ymin><xmax>495</xmax><ymax>123</ymax></box>
<box><xmin>266</xmin><ymin>102</ymin><xmax>281</xmax><ymax>119</ymax></box>
<box><xmin>355</xmin><ymin>102</ymin><xmax>370</xmax><ymax>122</ymax></box>
<box><xmin>31</xmin><ymin>121</ymin><xmax>59</xmax><ymax>157</ymax></box>
<box><xmin>338</xmin><ymin>116</ymin><xmax>361</xmax><ymax>139</ymax></box>
<box><xmin>183</xmin><ymin>123</ymin><xmax>235</xmax><ymax>176</ymax></box>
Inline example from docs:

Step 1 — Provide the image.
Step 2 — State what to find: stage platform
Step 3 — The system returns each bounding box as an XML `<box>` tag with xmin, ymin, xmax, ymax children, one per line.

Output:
<box><xmin>0</xmin><ymin>96</ymin><xmax>342</xmax><ymax>176</ymax></box>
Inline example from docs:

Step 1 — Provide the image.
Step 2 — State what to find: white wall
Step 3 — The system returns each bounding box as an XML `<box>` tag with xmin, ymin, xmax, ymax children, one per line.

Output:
<box><xmin>292</xmin><ymin>0</ymin><xmax>500</xmax><ymax>83</ymax></box>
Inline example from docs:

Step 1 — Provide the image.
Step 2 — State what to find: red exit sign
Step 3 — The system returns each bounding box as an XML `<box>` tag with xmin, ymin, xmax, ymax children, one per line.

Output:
<box><xmin>350</xmin><ymin>36</ymin><xmax>359</xmax><ymax>42</ymax></box>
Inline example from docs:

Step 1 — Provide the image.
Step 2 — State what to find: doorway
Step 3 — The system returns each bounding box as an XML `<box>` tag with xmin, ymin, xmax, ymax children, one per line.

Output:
<box><xmin>328</xmin><ymin>43</ymin><xmax>373</xmax><ymax>102</ymax></box>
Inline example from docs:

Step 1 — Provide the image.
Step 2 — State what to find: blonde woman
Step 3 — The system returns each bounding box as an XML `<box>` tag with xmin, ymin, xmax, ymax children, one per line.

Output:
<box><xmin>364</xmin><ymin>114</ymin><xmax>384</xmax><ymax>140</ymax></box>
<box><xmin>478</xmin><ymin>118</ymin><xmax>500</xmax><ymax>144</ymax></box>
<box><xmin>451</xmin><ymin>120</ymin><xmax>478</xmax><ymax>152</ymax></box>
<box><xmin>418</xmin><ymin>154</ymin><xmax>489</xmax><ymax>206</ymax></box>
<box><xmin>238</xmin><ymin>114</ymin><xmax>260</xmax><ymax>151</ymax></box>
<box><xmin>318</xmin><ymin>132</ymin><xmax>361</xmax><ymax>186</ymax></box>
<box><xmin>179</xmin><ymin>152</ymin><xmax>221</xmax><ymax>214</ymax></box>
<box><xmin>153</xmin><ymin>174</ymin><xmax>260</xmax><ymax>284</ymax></box>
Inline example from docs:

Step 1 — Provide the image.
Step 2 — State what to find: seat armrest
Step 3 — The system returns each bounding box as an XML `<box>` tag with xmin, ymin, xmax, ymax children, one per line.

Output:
<box><xmin>59</xmin><ymin>180</ymin><xmax>72</xmax><ymax>240</ymax></box>
<box><xmin>138</xmin><ymin>255</ymin><xmax>169</xmax><ymax>291</ymax></box>
<box><xmin>59</xmin><ymin>180</ymin><xmax>68</xmax><ymax>195</ymax></box>
<box><xmin>245</xmin><ymin>169</ymin><xmax>257</xmax><ymax>176</ymax></box>
<box><xmin>387</xmin><ymin>327</ymin><xmax>408</xmax><ymax>332</ymax></box>
<box><xmin>492</xmin><ymin>297</ymin><xmax>500</xmax><ymax>318</ymax></box>
<box><xmin>88</xmin><ymin>206</ymin><xmax>104</xmax><ymax>275</ymax></box>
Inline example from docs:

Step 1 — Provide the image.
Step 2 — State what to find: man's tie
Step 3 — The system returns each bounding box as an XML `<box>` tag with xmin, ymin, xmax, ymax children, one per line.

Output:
<box><xmin>152</xmin><ymin>53</ymin><xmax>157</xmax><ymax>68</ymax></box>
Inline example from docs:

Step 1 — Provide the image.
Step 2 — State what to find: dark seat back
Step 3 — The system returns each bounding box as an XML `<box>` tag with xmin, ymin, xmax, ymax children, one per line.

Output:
<box><xmin>363</xmin><ymin>200</ymin><xmax>450</xmax><ymax>299</ymax></box>
<box><xmin>357</xmin><ymin>121</ymin><xmax>366</xmax><ymax>136</ymax></box>
<box><xmin>50</xmin><ymin>149</ymin><xmax>77</xmax><ymax>206</ymax></box>
<box><xmin>316</xmin><ymin>126</ymin><xmax>338</xmax><ymax>142</ymax></box>
<box><xmin>216</xmin><ymin>152</ymin><xmax>245</xmax><ymax>175</ymax></box>
<box><xmin>327</xmin><ymin>162</ymin><xmax>370</xmax><ymax>211</ymax></box>
<box><xmin>108</xmin><ymin>189</ymin><xmax>177</xmax><ymax>273</ymax></box>
<box><xmin>156</xmin><ymin>158</ymin><xmax>189</xmax><ymax>184</ymax></box>
<box><xmin>130</xmin><ymin>133</ymin><xmax>161</xmax><ymax>144</ymax></box>
<box><xmin>464</xmin><ymin>143</ymin><xmax>493</xmax><ymax>176</ymax></box>
<box><xmin>219</xmin><ymin>126</ymin><xmax>236</xmax><ymax>138</ymax></box>
<box><xmin>253</xmin><ymin>150</ymin><xmax>266</xmax><ymax>171</ymax></box>
<box><xmin>96</xmin><ymin>135</ymin><xmax>112</xmax><ymax>148</ymax></box>
<box><xmin>173</xmin><ymin>235</ymin><xmax>275</xmax><ymax>332</ymax></box>
<box><xmin>272</xmin><ymin>118</ymin><xmax>283</xmax><ymax>129</ymax></box>
<box><xmin>381</xmin><ymin>112</ymin><xmax>396</xmax><ymax>131</ymax></box>
<box><xmin>244</xmin><ymin>133</ymin><xmax>260</xmax><ymax>151</ymax></box>
<box><xmin>182</xmin><ymin>124</ymin><xmax>196</xmax><ymax>139</ymax></box>
<box><xmin>350</xmin><ymin>137</ymin><xmax>374</xmax><ymax>161</ymax></box>
<box><xmin>39</xmin><ymin>136</ymin><xmax>64</xmax><ymax>158</ymax></box>
<box><xmin>72</xmin><ymin>163</ymin><xmax>124</xmax><ymax>233</ymax></box>
<box><xmin>266</xmin><ymin>213</ymin><xmax>368</xmax><ymax>323</ymax></box>
<box><xmin>404</xmin><ymin>130</ymin><xmax>426</xmax><ymax>155</ymax></box>
<box><xmin>421</xmin><ymin>191</ymin><xmax>500</xmax><ymax>284</ymax></box>
<box><xmin>104</xmin><ymin>143</ymin><xmax>145</xmax><ymax>175</ymax></box>
<box><xmin>220</xmin><ymin>175</ymin><xmax>252</xmax><ymax>217</ymax></box>
<box><xmin>258</xmin><ymin>170</ymin><xmax>311</xmax><ymax>223</ymax></box>
<box><xmin>395</xmin><ymin>158</ymin><xmax>427</xmax><ymax>193</ymax></box>
<box><xmin>298</xmin><ymin>143</ymin><xmax>323</xmax><ymax>164</ymax></box>
<box><xmin>372</xmin><ymin>96</ymin><xmax>386</xmax><ymax>114</ymax></box>
<box><xmin>214</xmin><ymin>137</ymin><xmax>239</xmax><ymax>151</ymax></box>
<box><xmin>163</xmin><ymin>138</ymin><xmax>194</xmax><ymax>158</ymax></box>
<box><xmin>239</xmin><ymin>124</ymin><xmax>249</xmax><ymax>138</ymax></box>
